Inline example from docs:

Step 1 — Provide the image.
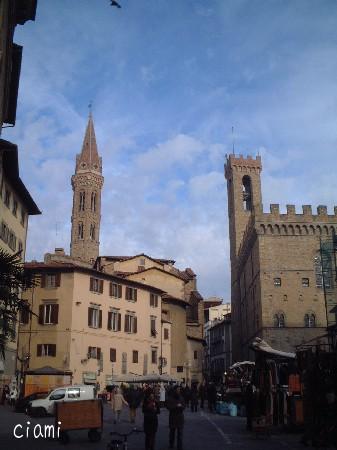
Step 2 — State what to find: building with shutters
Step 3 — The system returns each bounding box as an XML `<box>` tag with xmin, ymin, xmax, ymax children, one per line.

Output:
<box><xmin>19</xmin><ymin>256</ymin><xmax>169</xmax><ymax>387</ymax></box>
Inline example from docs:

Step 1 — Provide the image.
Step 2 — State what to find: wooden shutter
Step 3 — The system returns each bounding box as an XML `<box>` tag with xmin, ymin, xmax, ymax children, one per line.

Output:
<box><xmin>118</xmin><ymin>313</ymin><xmax>121</xmax><ymax>331</ymax></box>
<box><xmin>133</xmin><ymin>317</ymin><xmax>137</xmax><ymax>333</ymax></box>
<box><xmin>97</xmin><ymin>347</ymin><xmax>101</xmax><ymax>360</ymax></box>
<box><xmin>107</xmin><ymin>311</ymin><xmax>112</xmax><ymax>330</ymax></box>
<box><xmin>88</xmin><ymin>307</ymin><xmax>93</xmax><ymax>327</ymax></box>
<box><xmin>109</xmin><ymin>282</ymin><xmax>112</xmax><ymax>297</ymax></box>
<box><xmin>37</xmin><ymin>344</ymin><xmax>42</xmax><ymax>356</ymax></box>
<box><xmin>110</xmin><ymin>348</ymin><xmax>116</xmax><ymax>362</ymax></box>
<box><xmin>125</xmin><ymin>287</ymin><xmax>129</xmax><ymax>300</ymax></box>
<box><xmin>51</xmin><ymin>304</ymin><xmax>59</xmax><ymax>324</ymax></box>
<box><xmin>124</xmin><ymin>315</ymin><xmax>128</xmax><ymax>332</ymax></box>
<box><xmin>164</xmin><ymin>328</ymin><xmax>169</xmax><ymax>340</ymax></box>
<box><xmin>89</xmin><ymin>277</ymin><xmax>94</xmax><ymax>291</ymax></box>
<box><xmin>134</xmin><ymin>289</ymin><xmax>137</xmax><ymax>302</ymax></box>
<box><xmin>38</xmin><ymin>305</ymin><xmax>44</xmax><ymax>324</ymax></box>
<box><xmin>88</xmin><ymin>346</ymin><xmax>92</xmax><ymax>358</ymax></box>
<box><xmin>21</xmin><ymin>305</ymin><xmax>29</xmax><ymax>324</ymax></box>
<box><xmin>99</xmin><ymin>280</ymin><xmax>104</xmax><ymax>293</ymax></box>
<box><xmin>99</xmin><ymin>310</ymin><xmax>102</xmax><ymax>328</ymax></box>
<box><xmin>118</xmin><ymin>285</ymin><xmax>122</xmax><ymax>298</ymax></box>
<box><xmin>50</xmin><ymin>344</ymin><xmax>56</xmax><ymax>357</ymax></box>
<box><xmin>55</xmin><ymin>273</ymin><xmax>61</xmax><ymax>287</ymax></box>
<box><xmin>40</xmin><ymin>274</ymin><xmax>46</xmax><ymax>288</ymax></box>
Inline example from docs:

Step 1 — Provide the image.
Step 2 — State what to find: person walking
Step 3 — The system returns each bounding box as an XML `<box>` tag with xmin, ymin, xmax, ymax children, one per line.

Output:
<box><xmin>167</xmin><ymin>386</ymin><xmax>185</xmax><ymax>450</ymax></box>
<box><xmin>111</xmin><ymin>387</ymin><xmax>129</xmax><ymax>424</ymax></box>
<box><xmin>126</xmin><ymin>385</ymin><xmax>142</xmax><ymax>424</ymax></box>
<box><xmin>159</xmin><ymin>382</ymin><xmax>166</xmax><ymax>407</ymax></box>
<box><xmin>142</xmin><ymin>389</ymin><xmax>160</xmax><ymax>450</ymax></box>
<box><xmin>190</xmin><ymin>383</ymin><xmax>198</xmax><ymax>412</ymax></box>
<box><xmin>199</xmin><ymin>382</ymin><xmax>205</xmax><ymax>409</ymax></box>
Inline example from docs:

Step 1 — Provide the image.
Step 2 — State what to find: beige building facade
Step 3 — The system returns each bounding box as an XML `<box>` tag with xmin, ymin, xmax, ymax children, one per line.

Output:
<box><xmin>19</xmin><ymin>255</ymin><xmax>169</xmax><ymax>389</ymax></box>
<box><xmin>225</xmin><ymin>154</ymin><xmax>331</xmax><ymax>361</ymax></box>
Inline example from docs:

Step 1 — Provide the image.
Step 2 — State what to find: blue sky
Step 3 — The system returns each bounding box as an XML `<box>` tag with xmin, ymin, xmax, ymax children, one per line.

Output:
<box><xmin>4</xmin><ymin>0</ymin><xmax>337</xmax><ymax>300</ymax></box>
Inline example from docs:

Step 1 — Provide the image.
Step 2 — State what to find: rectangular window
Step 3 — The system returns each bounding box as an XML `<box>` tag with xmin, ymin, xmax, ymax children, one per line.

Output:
<box><xmin>132</xmin><ymin>350</ymin><xmax>138</xmax><ymax>363</ymax></box>
<box><xmin>0</xmin><ymin>221</ymin><xmax>9</xmax><ymax>243</ymax></box>
<box><xmin>150</xmin><ymin>293</ymin><xmax>158</xmax><ymax>307</ymax></box>
<box><xmin>273</xmin><ymin>277</ymin><xmax>281</xmax><ymax>287</ymax></box>
<box><xmin>164</xmin><ymin>328</ymin><xmax>169</xmax><ymax>340</ymax></box>
<box><xmin>124</xmin><ymin>314</ymin><xmax>137</xmax><ymax>333</ymax></box>
<box><xmin>107</xmin><ymin>310</ymin><xmax>121</xmax><ymax>331</ymax></box>
<box><xmin>151</xmin><ymin>348</ymin><xmax>157</xmax><ymax>364</ymax></box>
<box><xmin>20</xmin><ymin>302</ymin><xmax>30</xmax><ymax>324</ymax></box>
<box><xmin>90</xmin><ymin>277</ymin><xmax>104</xmax><ymax>293</ymax></box>
<box><xmin>88</xmin><ymin>307</ymin><xmax>102</xmax><ymax>328</ymax></box>
<box><xmin>8</xmin><ymin>230</ymin><xmax>16</xmax><ymax>251</ymax></box>
<box><xmin>38</xmin><ymin>304</ymin><xmax>59</xmax><ymax>325</ymax></box>
<box><xmin>12</xmin><ymin>199</ymin><xmax>17</xmax><ymax>216</ymax></box>
<box><xmin>4</xmin><ymin>187</ymin><xmax>10</xmax><ymax>208</ymax></box>
<box><xmin>110</xmin><ymin>348</ymin><xmax>116</xmax><ymax>362</ymax></box>
<box><xmin>20</xmin><ymin>208</ymin><xmax>26</xmax><ymax>227</ymax></box>
<box><xmin>88</xmin><ymin>346</ymin><xmax>101</xmax><ymax>360</ymax></box>
<box><xmin>150</xmin><ymin>316</ymin><xmax>157</xmax><ymax>337</ymax></box>
<box><xmin>194</xmin><ymin>350</ymin><xmax>198</xmax><ymax>360</ymax></box>
<box><xmin>41</xmin><ymin>273</ymin><xmax>61</xmax><ymax>289</ymax></box>
<box><xmin>37</xmin><ymin>344</ymin><xmax>56</xmax><ymax>357</ymax></box>
<box><xmin>302</xmin><ymin>278</ymin><xmax>309</xmax><ymax>287</ymax></box>
<box><xmin>125</xmin><ymin>287</ymin><xmax>137</xmax><ymax>302</ymax></box>
<box><xmin>176</xmin><ymin>366</ymin><xmax>183</xmax><ymax>373</ymax></box>
<box><xmin>110</xmin><ymin>282</ymin><xmax>122</xmax><ymax>298</ymax></box>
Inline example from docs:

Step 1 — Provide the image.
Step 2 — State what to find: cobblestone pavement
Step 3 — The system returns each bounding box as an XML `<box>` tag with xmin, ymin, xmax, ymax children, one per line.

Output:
<box><xmin>0</xmin><ymin>403</ymin><xmax>306</xmax><ymax>450</ymax></box>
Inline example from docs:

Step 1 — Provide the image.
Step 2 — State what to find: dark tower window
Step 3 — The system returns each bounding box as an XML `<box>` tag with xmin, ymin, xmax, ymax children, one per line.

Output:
<box><xmin>78</xmin><ymin>222</ymin><xmax>84</xmax><ymax>239</ymax></box>
<box><xmin>91</xmin><ymin>192</ymin><xmax>97</xmax><ymax>212</ymax></box>
<box><xmin>79</xmin><ymin>191</ymin><xmax>85</xmax><ymax>211</ymax></box>
<box><xmin>90</xmin><ymin>224</ymin><xmax>95</xmax><ymax>240</ymax></box>
<box><xmin>242</xmin><ymin>176</ymin><xmax>252</xmax><ymax>211</ymax></box>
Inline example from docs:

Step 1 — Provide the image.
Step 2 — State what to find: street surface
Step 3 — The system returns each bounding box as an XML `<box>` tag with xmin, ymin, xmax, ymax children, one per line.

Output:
<box><xmin>0</xmin><ymin>403</ymin><xmax>305</xmax><ymax>450</ymax></box>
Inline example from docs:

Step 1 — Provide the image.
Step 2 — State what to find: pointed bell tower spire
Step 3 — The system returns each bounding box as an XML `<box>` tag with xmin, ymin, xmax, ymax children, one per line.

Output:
<box><xmin>70</xmin><ymin>112</ymin><xmax>104</xmax><ymax>265</ymax></box>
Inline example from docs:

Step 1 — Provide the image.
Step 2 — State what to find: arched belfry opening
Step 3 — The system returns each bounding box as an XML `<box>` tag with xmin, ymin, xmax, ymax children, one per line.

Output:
<box><xmin>242</xmin><ymin>175</ymin><xmax>252</xmax><ymax>211</ymax></box>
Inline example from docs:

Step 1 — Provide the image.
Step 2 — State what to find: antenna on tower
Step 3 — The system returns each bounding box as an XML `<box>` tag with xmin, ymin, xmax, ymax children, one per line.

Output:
<box><xmin>232</xmin><ymin>126</ymin><xmax>235</xmax><ymax>154</ymax></box>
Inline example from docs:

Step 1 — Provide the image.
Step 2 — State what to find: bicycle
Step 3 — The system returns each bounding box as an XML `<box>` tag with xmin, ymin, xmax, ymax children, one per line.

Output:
<box><xmin>107</xmin><ymin>428</ymin><xmax>143</xmax><ymax>450</ymax></box>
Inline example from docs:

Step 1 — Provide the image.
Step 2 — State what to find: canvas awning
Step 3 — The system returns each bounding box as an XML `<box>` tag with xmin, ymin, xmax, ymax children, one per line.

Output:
<box><xmin>250</xmin><ymin>338</ymin><xmax>296</xmax><ymax>359</ymax></box>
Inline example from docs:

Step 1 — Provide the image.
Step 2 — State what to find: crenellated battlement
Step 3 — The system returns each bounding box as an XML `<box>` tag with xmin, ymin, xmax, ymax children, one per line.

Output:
<box><xmin>252</xmin><ymin>203</ymin><xmax>337</xmax><ymax>237</ymax></box>
<box><xmin>224</xmin><ymin>153</ymin><xmax>262</xmax><ymax>179</ymax></box>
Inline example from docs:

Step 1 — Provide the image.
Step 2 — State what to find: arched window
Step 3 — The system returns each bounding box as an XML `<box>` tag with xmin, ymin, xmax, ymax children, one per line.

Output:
<box><xmin>91</xmin><ymin>192</ymin><xmax>97</xmax><ymax>212</ymax></box>
<box><xmin>79</xmin><ymin>191</ymin><xmax>85</xmax><ymax>211</ymax></box>
<box><xmin>274</xmin><ymin>313</ymin><xmax>285</xmax><ymax>328</ymax></box>
<box><xmin>304</xmin><ymin>313</ymin><xmax>316</xmax><ymax>328</ymax></box>
<box><xmin>89</xmin><ymin>224</ymin><xmax>95</xmax><ymax>240</ymax></box>
<box><xmin>242</xmin><ymin>176</ymin><xmax>252</xmax><ymax>211</ymax></box>
<box><xmin>78</xmin><ymin>222</ymin><xmax>84</xmax><ymax>239</ymax></box>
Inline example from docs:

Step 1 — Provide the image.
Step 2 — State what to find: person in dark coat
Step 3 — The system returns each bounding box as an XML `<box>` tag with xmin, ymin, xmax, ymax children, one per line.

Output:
<box><xmin>207</xmin><ymin>383</ymin><xmax>217</xmax><ymax>413</ymax></box>
<box><xmin>126</xmin><ymin>385</ymin><xmax>142</xmax><ymax>423</ymax></box>
<box><xmin>198</xmin><ymin>382</ymin><xmax>206</xmax><ymax>409</ymax></box>
<box><xmin>190</xmin><ymin>383</ymin><xmax>198</xmax><ymax>412</ymax></box>
<box><xmin>142</xmin><ymin>390</ymin><xmax>160</xmax><ymax>450</ymax></box>
<box><xmin>182</xmin><ymin>385</ymin><xmax>191</xmax><ymax>408</ymax></box>
<box><xmin>167</xmin><ymin>386</ymin><xmax>185</xmax><ymax>450</ymax></box>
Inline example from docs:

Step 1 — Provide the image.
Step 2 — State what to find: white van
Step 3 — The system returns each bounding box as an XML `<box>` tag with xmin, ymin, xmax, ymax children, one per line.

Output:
<box><xmin>29</xmin><ymin>384</ymin><xmax>97</xmax><ymax>416</ymax></box>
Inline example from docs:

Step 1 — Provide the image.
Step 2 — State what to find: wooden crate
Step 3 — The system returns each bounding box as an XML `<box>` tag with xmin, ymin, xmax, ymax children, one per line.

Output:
<box><xmin>56</xmin><ymin>399</ymin><xmax>102</xmax><ymax>431</ymax></box>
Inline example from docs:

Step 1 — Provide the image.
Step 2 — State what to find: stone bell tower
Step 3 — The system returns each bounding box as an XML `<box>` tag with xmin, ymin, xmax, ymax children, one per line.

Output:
<box><xmin>224</xmin><ymin>154</ymin><xmax>262</xmax><ymax>360</ymax></box>
<box><xmin>70</xmin><ymin>113</ymin><xmax>104</xmax><ymax>264</ymax></box>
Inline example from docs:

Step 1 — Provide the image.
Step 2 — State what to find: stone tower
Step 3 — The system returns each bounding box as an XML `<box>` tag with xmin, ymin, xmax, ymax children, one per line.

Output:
<box><xmin>224</xmin><ymin>154</ymin><xmax>262</xmax><ymax>359</ymax></box>
<box><xmin>70</xmin><ymin>113</ymin><xmax>104</xmax><ymax>264</ymax></box>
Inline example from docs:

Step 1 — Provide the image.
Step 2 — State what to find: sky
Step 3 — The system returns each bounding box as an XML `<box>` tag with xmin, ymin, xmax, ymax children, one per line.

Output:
<box><xmin>4</xmin><ymin>0</ymin><xmax>337</xmax><ymax>301</ymax></box>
